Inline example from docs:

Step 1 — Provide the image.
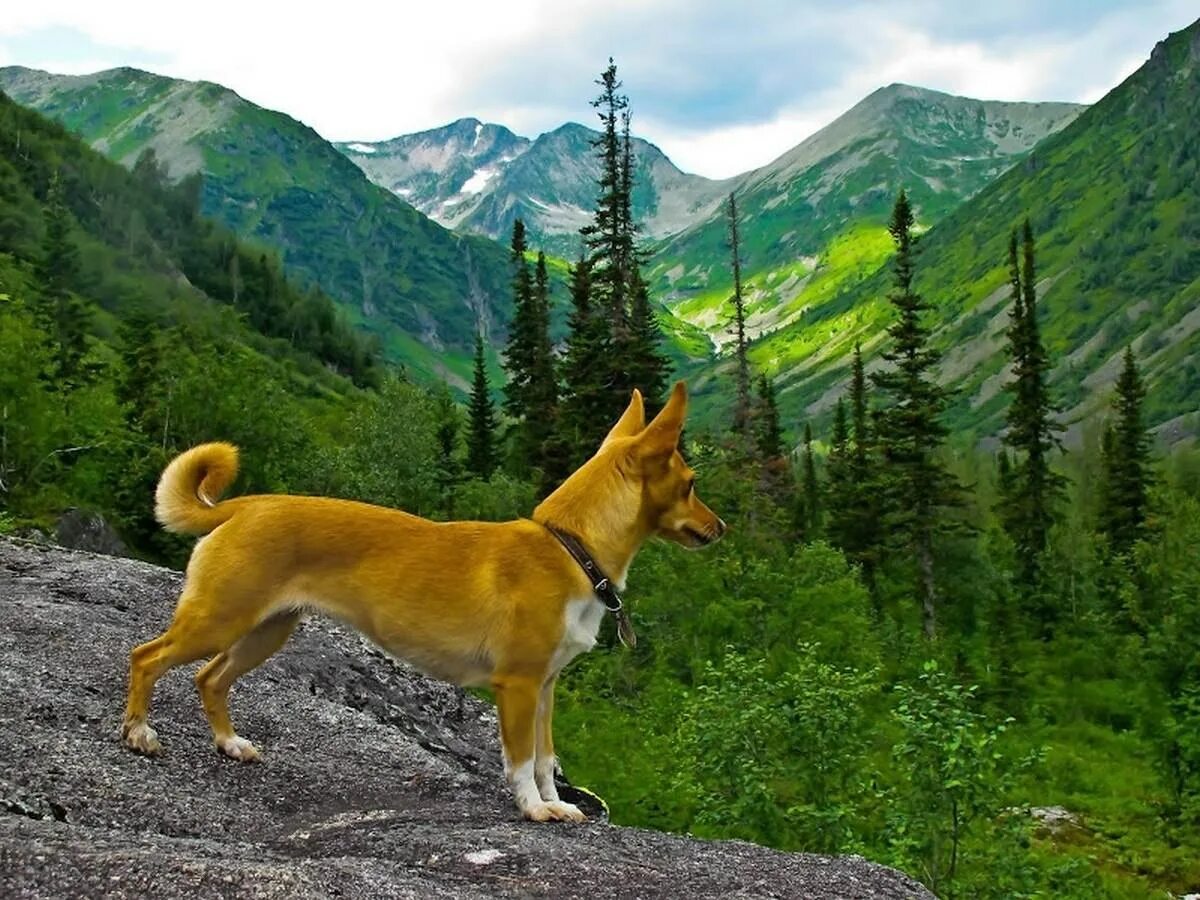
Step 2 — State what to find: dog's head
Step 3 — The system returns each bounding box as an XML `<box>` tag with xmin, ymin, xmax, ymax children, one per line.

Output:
<box><xmin>604</xmin><ymin>381</ymin><xmax>726</xmax><ymax>549</ymax></box>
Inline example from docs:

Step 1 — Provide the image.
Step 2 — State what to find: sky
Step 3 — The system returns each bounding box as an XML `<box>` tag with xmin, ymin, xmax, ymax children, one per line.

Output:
<box><xmin>0</xmin><ymin>1</ymin><xmax>1196</xmax><ymax>179</ymax></box>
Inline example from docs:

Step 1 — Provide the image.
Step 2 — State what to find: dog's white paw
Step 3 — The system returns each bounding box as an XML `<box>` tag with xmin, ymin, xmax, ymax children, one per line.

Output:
<box><xmin>122</xmin><ymin>722</ymin><xmax>161</xmax><ymax>756</ymax></box>
<box><xmin>524</xmin><ymin>800</ymin><xmax>585</xmax><ymax>823</ymax></box>
<box><xmin>216</xmin><ymin>734</ymin><xmax>261</xmax><ymax>762</ymax></box>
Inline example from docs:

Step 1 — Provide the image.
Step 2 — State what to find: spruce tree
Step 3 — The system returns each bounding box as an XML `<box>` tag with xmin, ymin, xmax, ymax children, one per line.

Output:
<box><xmin>727</xmin><ymin>192</ymin><xmax>752</xmax><ymax>436</ymax></box>
<box><xmin>1099</xmin><ymin>346</ymin><xmax>1151</xmax><ymax>554</ymax></box>
<box><xmin>583</xmin><ymin>60</ymin><xmax>630</xmax><ymax>355</ymax></box>
<box><xmin>466</xmin><ymin>332</ymin><xmax>498</xmax><ymax>480</ymax></box>
<box><xmin>626</xmin><ymin>265</ymin><xmax>669</xmax><ymax>406</ymax></box>
<box><xmin>797</xmin><ymin>422</ymin><xmax>821</xmax><ymax>541</ymax></box>
<box><xmin>560</xmin><ymin>254</ymin><xmax>610</xmax><ymax>461</ymax></box>
<box><xmin>432</xmin><ymin>385</ymin><xmax>462</xmax><ymax>517</ymax></box>
<box><xmin>825</xmin><ymin>398</ymin><xmax>853</xmax><ymax>546</ymax></box>
<box><xmin>502</xmin><ymin>218</ymin><xmax>536</xmax><ymax>421</ymax></box>
<box><xmin>871</xmin><ymin>190</ymin><xmax>961</xmax><ymax>638</ymax></box>
<box><xmin>826</xmin><ymin>345</ymin><xmax>883</xmax><ymax>594</ymax></box>
<box><xmin>999</xmin><ymin>220</ymin><xmax>1065</xmax><ymax>603</ymax></box>
<box><xmin>754</xmin><ymin>373</ymin><xmax>784</xmax><ymax>460</ymax></box>
<box><xmin>529</xmin><ymin>251</ymin><xmax>566</xmax><ymax>489</ymax></box>
<box><xmin>36</xmin><ymin>172</ymin><xmax>89</xmax><ymax>384</ymax></box>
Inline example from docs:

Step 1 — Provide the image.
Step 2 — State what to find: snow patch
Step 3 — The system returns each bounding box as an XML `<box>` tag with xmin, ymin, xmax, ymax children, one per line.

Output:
<box><xmin>346</xmin><ymin>143</ymin><xmax>377</xmax><ymax>154</ymax></box>
<box><xmin>393</xmin><ymin>187</ymin><xmax>413</xmax><ymax>197</ymax></box>
<box><xmin>460</xmin><ymin>166</ymin><xmax>498</xmax><ymax>195</ymax></box>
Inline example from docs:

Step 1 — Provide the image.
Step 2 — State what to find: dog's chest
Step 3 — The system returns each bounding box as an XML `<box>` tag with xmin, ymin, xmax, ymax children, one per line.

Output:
<box><xmin>550</xmin><ymin>596</ymin><xmax>606</xmax><ymax>674</ymax></box>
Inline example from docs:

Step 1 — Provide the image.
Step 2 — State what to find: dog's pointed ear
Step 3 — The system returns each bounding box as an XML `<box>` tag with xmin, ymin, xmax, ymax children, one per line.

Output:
<box><xmin>637</xmin><ymin>381</ymin><xmax>688</xmax><ymax>458</ymax></box>
<box><xmin>603</xmin><ymin>389</ymin><xmax>646</xmax><ymax>446</ymax></box>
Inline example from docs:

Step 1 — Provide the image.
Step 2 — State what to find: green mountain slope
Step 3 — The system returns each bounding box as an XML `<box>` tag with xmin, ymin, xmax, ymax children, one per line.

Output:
<box><xmin>0</xmin><ymin>66</ymin><xmax>513</xmax><ymax>379</ymax></box>
<box><xmin>0</xmin><ymin>88</ymin><xmax>377</xmax><ymax>390</ymax></box>
<box><xmin>649</xmin><ymin>84</ymin><xmax>1084</xmax><ymax>355</ymax></box>
<box><xmin>709</xmin><ymin>19</ymin><xmax>1200</xmax><ymax>444</ymax></box>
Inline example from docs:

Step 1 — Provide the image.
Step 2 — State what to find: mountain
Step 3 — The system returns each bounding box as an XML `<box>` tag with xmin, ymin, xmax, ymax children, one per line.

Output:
<box><xmin>0</xmin><ymin>65</ymin><xmax>513</xmax><ymax>381</ymax></box>
<box><xmin>648</xmin><ymin>84</ymin><xmax>1085</xmax><ymax>351</ymax></box>
<box><xmin>718</xmin><ymin>19</ymin><xmax>1200</xmax><ymax>444</ymax></box>
<box><xmin>339</xmin><ymin>120</ymin><xmax>732</xmax><ymax>258</ymax></box>
<box><xmin>0</xmin><ymin>87</ymin><xmax>376</xmax><ymax>388</ymax></box>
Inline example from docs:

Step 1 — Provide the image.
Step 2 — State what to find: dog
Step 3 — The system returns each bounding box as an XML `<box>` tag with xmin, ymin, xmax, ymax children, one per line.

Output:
<box><xmin>121</xmin><ymin>380</ymin><xmax>725</xmax><ymax>822</ymax></box>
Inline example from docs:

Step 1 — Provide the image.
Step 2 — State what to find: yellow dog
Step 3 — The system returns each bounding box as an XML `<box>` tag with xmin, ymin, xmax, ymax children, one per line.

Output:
<box><xmin>122</xmin><ymin>381</ymin><xmax>724</xmax><ymax>822</ymax></box>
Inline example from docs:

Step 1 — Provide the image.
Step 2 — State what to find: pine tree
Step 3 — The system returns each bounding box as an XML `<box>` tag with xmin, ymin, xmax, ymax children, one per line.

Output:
<box><xmin>999</xmin><ymin>220</ymin><xmax>1065</xmax><ymax>604</ymax></box>
<box><xmin>529</xmin><ymin>251</ymin><xmax>566</xmax><ymax>490</ymax></box>
<box><xmin>754</xmin><ymin>373</ymin><xmax>784</xmax><ymax>460</ymax></box>
<box><xmin>1099</xmin><ymin>346</ymin><xmax>1151</xmax><ymax>554</ymax></box>
<box><xmin>559</xmin><ymin>255</ymin><xmax>610</xmax><ymax>462</ymax></box>
<box><xmin>626</xmin><ymin>264</ymin><xmax>669</xmax><ymax>406</ymax></box>
<box><xmin>583</xmin><ymin>60</ymin><xmax>630</xmax><ymax>356</ymax></box>
<box><xmin>432</xmin><ymin>385</ymin><xmax>462</xmax><ymax>517</ymax></box>
<box><xmin>797</xmin><ymin>422</ymin><xmax>821</xmax><ymax>541</ymax></box>
<box><xmin>871</xmin><ymin>190</ymin><xmax>961</xmax><ymax>639</ymax></box>
<box><xmin>727</xmin><ymin>192</ymin><xmax>752</xmax><ymax>436</ymax></box>
<box><xmin>35</xmin><ymin>172</ymin><xmax>89</xmax><ymax>384</ymax></box>
<box><xmin>825</xmin><ymin>398</ymin><xmax>853</xmax><ymax>545</ymax></box>
<box><xmin>826</xmin><ymin>345</ymin><xmax>883</xmax><ymax>595</ymax></box>
<box><xmin>466</xmin><ymin>332</ymin><xmax>498</xmax><ymax>480</ymax></box>
<box><xmin>502</xmin><ymin>219</ymin><xmax>536</xmax><ymax>421</ymax></box>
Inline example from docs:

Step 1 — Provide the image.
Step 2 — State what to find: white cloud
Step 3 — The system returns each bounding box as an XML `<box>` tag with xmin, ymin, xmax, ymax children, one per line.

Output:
<box><xmin>1</xmin><ymin>1</ymin><xmax>1196</xmax><ymax>178</ymax></box>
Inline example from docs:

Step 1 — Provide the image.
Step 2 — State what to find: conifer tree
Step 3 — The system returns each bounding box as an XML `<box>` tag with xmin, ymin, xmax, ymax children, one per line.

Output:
<box><xmin>1099</xmin><ymin>346</ymin><xmax>1151</xmax><ymax>554</ymax></box>
<box><xmin>560</xmin><ymin>255</ymin><xmax>610</xmax><ymax>461</ymax></box>
<box><xmin>727</xmin><ymin>192</ymin><xmax>752</xmax><ymax>436</ymax></box>
<box><xmin>796</xmin><ymin>422</ymin><xmax>821</xmax><ymax>541</ymax></box>
<box><xmin>466</xmin><ymin>332</ymin><xmax>498</xmax><ymax>480</ymax></box>
<box><xmin>826</xmin><ymin>345</ymin><xmax>883</xmax><ymax>593</ymax></box>
<box><xmin>872</xmin><ymin>190</ymin><xmax>961</xmax><ymax>638</ymax></box>
<box><xmin>502</xmin><ymin>219</ymin><xmax>536</xmax><ymax>420</ymax></box>
<box><xmin>999</xmin><ymin>221</ymin><xmax>1064</xmax><ymax>598</ymax></box>
<box><xmin>432</xmin><ymin>385</ymin><xmax>462</xmax><ymax>517</ymax></box>
<box><xmin>825</xmin><ymin>398</ymin><xmax>853</xmax><ymax>544</ymax></box>
<box><xmin>583</xmin><ymin>60</ymin><xmax>630</xmax><ymax>350</ymax></box>
<box><xmin>754</xmin><ymin>373</ymin><xmax>784</xmax><ymax>460</ymax></box>
<box><xmin>36</xmin><ymin>172</ymin><xmax>89</xmax><ymax>384</ymax></box>
<box><xmin>626</xmin><ymin>265</ymin><xmax>669</xmax><ymax>406</ymax></box>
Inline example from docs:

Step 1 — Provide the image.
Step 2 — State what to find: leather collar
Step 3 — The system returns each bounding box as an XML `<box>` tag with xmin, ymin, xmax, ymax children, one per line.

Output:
<box><xmin>544</xmin><ymin>524</ymin><xmax>637</xmax><ymax>648</ymax></box>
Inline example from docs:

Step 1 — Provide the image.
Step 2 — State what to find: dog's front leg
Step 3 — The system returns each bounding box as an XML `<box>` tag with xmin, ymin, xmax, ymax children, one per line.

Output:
<box><xmin>534</xmin><ymin>675</ymin><xmax>560</xmax><ymax>803</ymax></box>
<box><xmin>493</xmin><ymin>674</ymin><xmax>584</xmax><ymax>823</ymax></box>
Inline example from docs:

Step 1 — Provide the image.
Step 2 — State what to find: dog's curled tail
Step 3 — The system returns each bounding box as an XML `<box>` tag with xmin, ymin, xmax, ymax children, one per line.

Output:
<box><xmin>155</xmin><ymin>442</ymin><xmax>240</xmax><ymax>535</ymax></box>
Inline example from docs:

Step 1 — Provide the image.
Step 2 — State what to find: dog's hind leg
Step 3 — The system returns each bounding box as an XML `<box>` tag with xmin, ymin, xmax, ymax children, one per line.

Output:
<box><xmin>122</xmin><ymin>618</ymin><xmax>220</xmax><ymax>755</ymax></box>
<box><xmin>194</xmin><ymin>608</ymin><xmax>302</xmax><ymax>762</ymax></box>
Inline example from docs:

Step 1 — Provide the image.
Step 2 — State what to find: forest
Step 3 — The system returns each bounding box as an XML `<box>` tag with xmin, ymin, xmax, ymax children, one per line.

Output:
<box><xmin>2</xmin><ymin>60</ymin><xmax>1199</xmax><ymax>900</ymax></box>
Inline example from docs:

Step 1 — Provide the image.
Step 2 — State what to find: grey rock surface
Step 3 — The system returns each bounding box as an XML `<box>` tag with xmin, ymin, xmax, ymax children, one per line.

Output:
<box><xmin>0</xmin><ymin>538</ymin><xmax>932</xmax><ymax>899</ymax></box>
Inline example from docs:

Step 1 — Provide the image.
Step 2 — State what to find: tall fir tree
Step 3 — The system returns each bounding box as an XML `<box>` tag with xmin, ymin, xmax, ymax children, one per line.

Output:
<box><xmin>502</xmin><ymin>218</ymin><xmax>536</xmax><ymax>420</ymax></box>
<box><xmin>754</xmin><ymin>373</ymin><xmax>784</xmax><ymax>460</ymax></box>
<box><xmin>1099</xmin><ymin>346</ymin><xmax>1151</xmax><ymax>555</ymax></box>
<box><xmin>871</xmin><ymin>190</ymin><xmax>961</xmax><ymax>639</ymax></box>
<box><xmin>575</xmin><ymin>59</ymin><xmax>670</xmax><ymax>425</ymax></box>
<box><xmin>35</xmin><ymin>171</ymin><xmax>89</xmax><ymax>384</ymax></box>
<box><xmin>626</xmin><ymin>265</ymin><xmax>669</xmax><ymax>406</ymax></box>
<box><xmin>727</xmin><ymin>192</ymin><xmax>752</xmax><ymax>436</ymax></box>
<box><xmin>796</xmin><ymin>422</ymin><xmax>821</xmax><ymax>541</ymax></box>
<box><xmin>432</xmin><ymin>385</ymin><xmax>462</xmax><ymax>517</ymax></box>
<box><xmin>466</xmin><ymin>332</ymin><xmax>499</xmax><ymax>481</ymax></box>
<box><xmin>826</xmin><ymin>345</ymin><xmax>883</xmax><ymax>594</ymax></box>
<box><xmin>501</xmin><ymin>223</ymin><xmax>558</xmax><ymax>484</ymax></box>
<box><xmin>999</xmin><ymin>220</ymin><xmax>1065</xmax><ymax>606</ymax></box>
<box><xmin>559</xmin><ymin>254</ymin><xmax>610</xmax><ymax>462</ymax></box>
<box><xmin>582</xmin><ymin>59</ymin><xmax>630</xmax><ymax>356</ymax></box>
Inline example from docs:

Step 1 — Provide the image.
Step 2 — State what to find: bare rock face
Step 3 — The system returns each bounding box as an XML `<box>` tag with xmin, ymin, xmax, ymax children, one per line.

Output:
<box><xmin>0</xmin><ymin>538</ymin><xmax>932</xmax><ymax>899</ymax></box>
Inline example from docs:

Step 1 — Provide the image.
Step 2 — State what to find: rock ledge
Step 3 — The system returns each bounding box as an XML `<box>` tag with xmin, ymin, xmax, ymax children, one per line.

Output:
<box><xmin>0</xmin><ymin>538</ymin><xmax>931</xmax><ymax>898</ymax></box>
